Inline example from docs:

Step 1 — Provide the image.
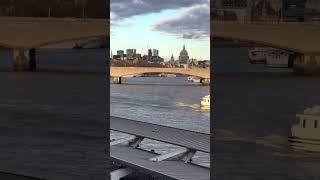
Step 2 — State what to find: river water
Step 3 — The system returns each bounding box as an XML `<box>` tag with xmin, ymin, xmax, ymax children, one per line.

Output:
<box><xmin>110</xmin><ymin>77</ymin><xmax>210</xmax><ymax>167</ymax></box>
<box><xmin>213</xmin><ymin>48</ymin><xmax>320</xmax><ymax>180</ymax></box>
<box><xmin>0</xmin><ymin>49</ymin><xmax>107</xmax><ymax>180</ymax></box>
<box><xmin>4</xmin><ymin>47</ymin><xmax>318</xmax><ymax>179</ymax></box>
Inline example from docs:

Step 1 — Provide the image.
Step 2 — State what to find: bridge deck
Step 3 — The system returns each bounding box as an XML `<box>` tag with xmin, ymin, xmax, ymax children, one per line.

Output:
<box><xmin>0</xmin><ymin>172</ymin><xmax>44</xmax><ymax>180</ymax></box>
<box><xmin>111</xmin><ymin>145</ymin><xmax>210</xmax><ymax>180</ymax></box>
<box><xmin>110</xmin><ymin>116</ymin><xmax>210</xmax><ymax>153</ymax></box>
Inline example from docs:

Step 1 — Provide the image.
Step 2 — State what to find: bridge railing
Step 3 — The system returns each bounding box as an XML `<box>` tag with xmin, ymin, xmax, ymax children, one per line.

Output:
<box><xmin>211</xmin><ymin>8</ymin><xmax>320</xmax><ymax>26</ymax></box>
<box><xmin>211</xmin><ymin>19</ymin><xmax>320</xmax><ymax>27</ymax></box>
<box><xmin>110</xmin><ymin>117</ymin><xmax>210</xmax><ymax>180</ymax></box>
<box><xmin>0</xmin><ymin>17</ymin><xmax>107</xmax><ymax>23</ymax></box>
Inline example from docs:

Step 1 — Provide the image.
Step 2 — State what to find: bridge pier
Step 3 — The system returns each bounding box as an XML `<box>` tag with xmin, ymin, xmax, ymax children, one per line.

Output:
<box><xmin>113</xmin><ymin>77</ymin><xmax>122</xmax><ymax>84</ymax></box>
<box><xmin>293</xmin><ymin>54</ymin><xmax>320</xmax><ymax>75</ymax></box>
<box><xmin>13</xmin><ymin>48</ymin><xmax>36</xmax><ymax>71</ymax></box>
<box><xmin>200</xmin><ymin>78</ymin><xmax>210</xmax><ymax>86</ymax></box>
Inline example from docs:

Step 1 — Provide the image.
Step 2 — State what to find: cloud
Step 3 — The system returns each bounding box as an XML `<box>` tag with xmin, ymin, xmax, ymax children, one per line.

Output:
<box><xmin>153</xmin><ymin>3</ymin><xmax>210</xmax><ymax>40</ymax></box>
<box><xmin>110</xmin><ymin>0</ymin><xmax>210</xmax><ymax>40</ymax></box>
<box><xmin>110</xmin><ymin>0</ymin><xmax>208</xmax><ymax>20</ymax></box>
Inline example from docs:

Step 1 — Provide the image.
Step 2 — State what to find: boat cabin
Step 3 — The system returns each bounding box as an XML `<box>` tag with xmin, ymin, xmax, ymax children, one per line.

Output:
<box><xmin>295</xmin><ymin>114</ymin><xmax>319</xmax><ymax>129</ymax></box>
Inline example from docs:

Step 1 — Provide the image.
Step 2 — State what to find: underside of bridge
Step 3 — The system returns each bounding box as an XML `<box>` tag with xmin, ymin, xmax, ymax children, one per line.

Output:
<box><xmin>111</xmin><ymin>75</ymin><xmax>210</xmax><ymax>86</ymax></box>
<box><xmin>293</xmin><ymin>54</ymin><xmax>320</xmax><ymax>75</ymax></box>
<box><xmin>13</xmin><ymin>48</ymin><xmax>36</xmax><ymax>71</ymax></box>
<box><xmin>212</xmin><ymin>21</ymin><xmax>320</xmax><ymax>75</ymax></box>
<box><xmin>4</xmin><ymin>36</ymin><xmax>107</xmax><ymax>72</ymax></box>
<box><xmin>213</xmin><ymin>38</ymin><xmax>320</xmax><ymax>75</ymax></box>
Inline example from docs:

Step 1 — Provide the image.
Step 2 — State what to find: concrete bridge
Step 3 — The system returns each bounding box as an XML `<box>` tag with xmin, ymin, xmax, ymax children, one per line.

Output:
<box><xmin>110</xmin><ymin>67</ymin><xmax>210</xmax><ymax>85</ymax></box>
<box><xmin>212</xmin><ymin>21</ymin><xmax>320</xmax><ymax>75</ymax></box>
<box><xmin>0</xmin><ymin>17</ymin><xmax>107</xmax><ymax>71</ymax></box>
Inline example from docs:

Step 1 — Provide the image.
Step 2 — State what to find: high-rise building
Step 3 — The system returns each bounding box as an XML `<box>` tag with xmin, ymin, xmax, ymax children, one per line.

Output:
<box><xmin>152</xmin><ymin>49</ymin><xmax>159</xmax><ymax>56</ymax></box>
<box><xmin>148</xmin><ymin>49</ymin><xmax>152</xmax><ymax>60</ymax></box>
<box><xmin>117</xmin><ymin>50</ymin><xmax>124</xmax><ymax>56</ymax></box>
<box><xmin>126</xmin><ymin>49</ymin><xmax>136</xmax><ymax>59</ymax></box>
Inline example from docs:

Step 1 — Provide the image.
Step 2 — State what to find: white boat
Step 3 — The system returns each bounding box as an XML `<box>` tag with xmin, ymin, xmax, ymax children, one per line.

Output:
<box><xmin>265</xmin><ymin>50</ymin><xmax>292</xmax><ymax>68</ymax></box>
<box><xmin>248</xmin><ymin>47</ymin><xmax>270</xmax><ymax>64</ymax></box>
<box><xmin>166</xmin><ymin>74</ymin><xmax>176</xmax><ymax>77</ymax></box>
<box><xmin>200</xmin><ymin>95</ymin><xmax>210</xmax><ymax>110</ymax></box>
<box><xmin>288</xmin><ymin>106</ymin><xmax>320</xmax><ymax>153</ymax></box>
<box><xmin>187</xmin><ymin>76</ymin><xmax>201</xmax><ymax>83</ymax></box>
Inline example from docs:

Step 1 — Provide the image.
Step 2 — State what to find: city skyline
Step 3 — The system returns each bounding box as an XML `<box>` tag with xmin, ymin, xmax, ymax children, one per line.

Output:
<box><xmin>110</xmin><ymin>0</ymin><xmax>210</xmax><ymax>61</ymax></box>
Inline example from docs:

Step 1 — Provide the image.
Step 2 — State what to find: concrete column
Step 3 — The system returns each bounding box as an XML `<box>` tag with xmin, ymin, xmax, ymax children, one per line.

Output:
<box><xmin>13</xmin><ymin>48</ymin><xmax>36</xmax><ymax>71</ymax></box>
<box><xmin>200</xmin><ymin>78</ymin><xmax>210</xmax><ymax>86</ymax></box>
<box><xmin>293</xmin><ymin>53</ymin><xmax>320</xmax><ymax>75</ymax></box>
<box><xmin>113</xmin><ymin>77</ymin><xmax>122</xmax><ymax>84</ymax></box>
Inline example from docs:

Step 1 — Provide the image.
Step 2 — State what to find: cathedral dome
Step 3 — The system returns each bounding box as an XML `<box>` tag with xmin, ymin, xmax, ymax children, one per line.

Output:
<box><xmin>179</xmin><ymin>45</ymin><xmax>190</xmax><ymax>65</ymax></box>
<box><xmin>180</xmin><ymin>45</ymin><xmax>188</xmax><ymax>56</ymax></box>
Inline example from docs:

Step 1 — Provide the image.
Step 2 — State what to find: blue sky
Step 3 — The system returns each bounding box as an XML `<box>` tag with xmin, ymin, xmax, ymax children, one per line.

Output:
<box><xmin>110</xmin><ymin>0</ymin><xmax>210</xmax><ymax>61</ymax></box>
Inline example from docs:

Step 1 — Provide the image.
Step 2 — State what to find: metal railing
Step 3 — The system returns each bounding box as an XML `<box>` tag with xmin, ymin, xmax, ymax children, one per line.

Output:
<box><xmin>211</xmin><ymin>18</ymin><xmax>320</xmax><ymax>26</ymax></box>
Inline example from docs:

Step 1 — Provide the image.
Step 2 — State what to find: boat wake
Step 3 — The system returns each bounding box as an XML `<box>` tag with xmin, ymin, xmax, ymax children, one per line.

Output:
<box><xmin>215</xmin><ymin>129</ymin><xmax>288</xmax><ymax>150</ymax></box>
<box><xmin>216</xmin><ymin>129</ymin><xmax>320</xmax><ymax>158</ymax></box>
<box><xmin>175</xmin><ymin>102</ymin><xmax>201</xmax><ymax>110</ymax></box>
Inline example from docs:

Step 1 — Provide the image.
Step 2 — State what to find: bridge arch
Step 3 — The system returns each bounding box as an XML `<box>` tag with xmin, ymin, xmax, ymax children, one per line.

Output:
<box><xmin>36</xmin><ymin>35</ymin><xmax>106</xmax><ymax>48</ymax></box>
<box><xmin>110</xmin><ymin>67</ymin><xmax>210</xmax><ymax>79</ymax></box>
<box><xmin>212</xmin><ymin>22</ymin><xmax>320</xmax><ymax>54</ymax></box>
<box><xmin>0</xmin><ymin>17</ymin><xmax>107</xmax><ymax>49</ymax></box>
<box><xmin>213</xmin><ymin>36</ymin><xmax>300</xmax><ymax>53</ymax></box>
<box><xmin>0</xmin><ymin>35</ymin><xmax>106</xmax><ymax>49</ymax></box>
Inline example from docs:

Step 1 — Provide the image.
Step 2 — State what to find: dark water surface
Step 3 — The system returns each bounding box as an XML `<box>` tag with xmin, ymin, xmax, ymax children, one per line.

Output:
<box><xmin>0</xmin><ymin>49</ymin><xmax>107</xmax><ymax>180</ymax></box>
<box><xmin>213</xmin><ymin>48</ymin><xmax>320</xmax><ymax>180</ymax></box>
<box><xmin>111</xmin><ymin>77</ymin><xmax>210</xmax><ymax>167</ymax></box>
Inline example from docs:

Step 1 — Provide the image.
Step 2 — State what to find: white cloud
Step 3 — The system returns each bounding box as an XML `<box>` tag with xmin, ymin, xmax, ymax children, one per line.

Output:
<box><xmin>153</xmin><ymin>3</ymin><xmax>210</xmax><ymax>39</ymax></box>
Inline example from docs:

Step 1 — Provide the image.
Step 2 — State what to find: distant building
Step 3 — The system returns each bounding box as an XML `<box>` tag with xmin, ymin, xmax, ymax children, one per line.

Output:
<box><xmin>126</xmin><ymin>49</ymin><xmax>136</xmax><ymax>59</ymax></box>
<box><xmin>214</xmin><ymin>0</ymin><xmax>293</xmax><ymax>22</ymax></box>
<box><xmin>112</xmin><ymin>55</ymin><xmax>122</xmax><ymax>60</ymax></box>
<box><xmin>189</xmin><ymin>59</ymin><xmax>198</xmax><ymax>68</ymax></box>
<box><xmin>197</xmin><ymin>60</ymin><xmax>210</xmax><ymax>68</ymax></box>
<box><xmin>170</xmin><ymin>54</ymin><xmax>175</xmax><ymax>67</ymax></box>
<box><xmin>0</xmin><ymin>0</ymin><xmax>107</xmax><ymax>18</ymax></box>
<box><xmin>305</xmin><ymin>0</ymin><xmax>320</xmax><ymax>21</ymax></box>
<box><xmin>179</xmin><ymin>45</ymin><xmax>190</xmax><ymax>68</ymax></box>
<box><xmin>150</xmin><ymin>56</ymin><xmax>164</xmax><ymax>63</ymax></box>
<box><xmin>148</xmin><ymin>49</ymin><xmax>152</xmax><ymax>60</ymax></box>
<box><xmin>152</xmin><ymin>49</ymin><xmax>159</xmax><ymax>56</ymax></box>
<box><xmin>283</xmin><ymin>0</ymin><xmax>305</xmax><ymax>21</ymax></box>
<box><xmin>134</xmin><ymin>53</ymin><xmax>142</xmax><ymax>59</ymax></box>
<box><xmin>117</xmin><ymin>50</ymin><xmax>124</xmax><ymax>56</ymax></box>
<box><xmin>214</xmin><ymin>0</ymin><xmax>252</xmax><ymax>21</ymax></box>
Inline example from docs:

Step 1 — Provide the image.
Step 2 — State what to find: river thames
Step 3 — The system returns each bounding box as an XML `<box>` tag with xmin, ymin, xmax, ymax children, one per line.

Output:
<box><xmin>0</xmin><ymin>49</ymin><xmax>106</xmax><ymax>179</ymax></box>
<box><xmin>213</xmin><ymin>47</ymin><xmax>320</xmax><ymax>180</ymax></box>
<box><xmin>110</xmin><ymin>77</ymin><xmax>210</xmax><ymax>167</ymax></box>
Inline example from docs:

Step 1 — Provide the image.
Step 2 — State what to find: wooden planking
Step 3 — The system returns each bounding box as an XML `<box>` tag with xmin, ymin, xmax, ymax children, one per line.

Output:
<box><xmin>111</xmin><ymin>145</ymin><xmax>210</xmax><ymax>180</ymax></box>
<box><xmin>110</xmin><ymin>116</ymin><xmax>210</xmax><ymax>153</ymax></box>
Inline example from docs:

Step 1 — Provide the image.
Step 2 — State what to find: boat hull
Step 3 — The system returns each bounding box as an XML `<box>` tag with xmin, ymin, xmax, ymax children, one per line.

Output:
<box><xmin>249</xmin><ymin>59</ymin><xmax>266</xmax><ymax>64</ymax></box>
<box><xmin>200</xmin><ymin>105</ymin><xmax>210</xmax><ymax>110</ymax></box>
<box><xmin>288</xmin><ymin>136</ymin><xmax>320</xmax><ymax>153</ymax></box>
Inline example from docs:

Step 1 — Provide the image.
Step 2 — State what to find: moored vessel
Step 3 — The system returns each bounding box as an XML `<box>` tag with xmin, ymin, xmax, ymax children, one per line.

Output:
<box><xmin>288</xmin><ymin>106</ymin><xmax>320</xmax><ymax>153</ymax></box>
<box><xmin>248</xmin><ymin>47</ymin><xmax>270</xmax><ymax>64</ymax></box>
<box><xmin>265</xmin><ymin>50</ymin><xmax>293</xmax><ymax>68</ymax></box>
<box><xmin>188</xmin><ymin>76</ymin><xmax>201</xmax><ymax>83</ymax></box>
<box><xmin>200</xmin><ymin>95</ymin><xmax>210</xmax><ymax>110</ymax></box>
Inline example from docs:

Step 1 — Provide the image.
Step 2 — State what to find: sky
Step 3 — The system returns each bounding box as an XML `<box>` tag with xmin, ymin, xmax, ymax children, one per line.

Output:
<box><xmin>110</xmin><ymin>0</ymin><xmax>210</xmax><ymax>61</ymax></box>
